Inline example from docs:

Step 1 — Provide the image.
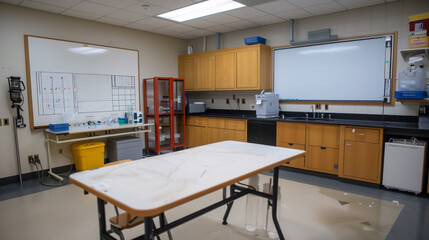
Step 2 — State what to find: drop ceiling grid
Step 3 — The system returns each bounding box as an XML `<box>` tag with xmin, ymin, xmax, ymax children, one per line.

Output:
<box><xmin>1</xmin><ymin>0</ymin><xmax>397</xmax><ymax>38</ymax></box>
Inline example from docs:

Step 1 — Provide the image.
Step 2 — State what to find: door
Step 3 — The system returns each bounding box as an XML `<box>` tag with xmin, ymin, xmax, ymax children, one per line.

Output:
<box><xmin>196</xmin><ymin>54</ymin><xmax>215</xmax><ymax>90</ymax></box>
<box><xmin>215</xmin><ymin>51</ymin><xmax>236</xmax><ymax>89</ymax></box>
<box><xmin>343</xmin><ymin>141</ymin><xmax>380</xmax><ymax>182</ymax></box>
<box><xmin>236</xmin><ymin>48</ymin><xmax>258</xmax><ymax>89</ymax></box>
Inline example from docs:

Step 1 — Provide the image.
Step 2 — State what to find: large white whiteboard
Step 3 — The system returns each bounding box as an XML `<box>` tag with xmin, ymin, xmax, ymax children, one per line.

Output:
<box><xmin>273</xmin><ymin>35</ymin><xmax>393</xmax><ymax>102</ymax></box>
<box><xmin>25</xmin><ymin>35</ymin><xmax>139</xmax><ymax>128</ymax></box>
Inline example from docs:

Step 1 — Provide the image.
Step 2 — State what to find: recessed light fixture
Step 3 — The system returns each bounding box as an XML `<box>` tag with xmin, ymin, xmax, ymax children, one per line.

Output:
<box><xmin>158</xmin><ymin>0</ymin><xmax>245</xmax><ymax>22</ymax></box>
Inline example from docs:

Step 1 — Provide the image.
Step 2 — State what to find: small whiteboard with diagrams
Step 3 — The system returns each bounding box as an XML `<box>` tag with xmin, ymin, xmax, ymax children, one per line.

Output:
<box><xmin>25</xmin><ymin>35</ymin><xmax>140</xmax><ymax>129</ymax></box>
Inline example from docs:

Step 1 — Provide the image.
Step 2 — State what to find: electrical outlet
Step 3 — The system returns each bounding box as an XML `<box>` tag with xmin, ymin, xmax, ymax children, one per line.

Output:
<box><xmin>226</xmin><ymin>98</ymin><xmax>230</xmax><ymax>104</ymax></box>
<box><xmin>241</xmin><ymin>98</ymin><xmax>246</xmax><ymax>104</ymax></box>
<box><xmin>3</xmin><ymin>118</ymin><xmax>9</xmax><ymax>126</ymax></box>
<box><xmin>315</xmin><ymin>104</ymin><xmax>321</xmax><ymax>110</ymax></box>
<box><xmin>0</xmin><ymin>119</ymin><xmax>2</xmax><ymax>126</ymax></box>
<box><xmin>211</xmin><ymin>98</ymin><xmax>214</xmax><ymax>104</ymax></box>
<box><xmin>34</xmin><ymin>154</ymin><xmax>40</xmax><ymax>163</ymax></box>
<box><xmin>59</xmin><ymin>148</ymin><xmax>63</xmax><ymax>154</ymax></box>
<box><xmin>237</xmin><ymin>98</ymin><xmax>240</xmax><ymax>103</ymax></box>
<box><xmin>325</xmin><ymin>104</ymin><xmax>329</xmax><ymax>110</ymax></box>
<box><xmin>232</xmin><ymin>95</ymin><xmax>236</xmax><ymax>100</ymax></box>
<box><xmin>28</xmin><ymin>155</ymin><xmax>34</xmax><ymax>164</ymax></box>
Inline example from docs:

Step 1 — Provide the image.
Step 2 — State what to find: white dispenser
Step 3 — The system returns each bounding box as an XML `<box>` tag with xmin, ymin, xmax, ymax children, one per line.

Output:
<box><xmin>398</xmin><ymin>65</ymin><xmax>425</xmax><ymax>91</ymax></box>
<box><xmin>255</xmin><ymin>92</ymin><xmax>279</xmax><ymax>118</ymax></box>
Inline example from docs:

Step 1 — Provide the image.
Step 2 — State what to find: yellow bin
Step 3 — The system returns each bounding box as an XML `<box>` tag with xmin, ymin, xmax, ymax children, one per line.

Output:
<box><xmin>71</xmin><ymin>142</ymin><xmax>105</xmax><ymax>171</ymax></box>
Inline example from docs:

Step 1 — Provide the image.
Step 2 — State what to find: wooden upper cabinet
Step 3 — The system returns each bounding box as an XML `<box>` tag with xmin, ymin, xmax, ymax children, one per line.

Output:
<box><xmin>196</xmin><ymin>54</ymin><xmax>215</xmax><ymax>90</ymax></box>
<box><xmin>179</xmin><ymin>56</ymin><xmax>196</xmax><ymax>91</ymax></box>
<box><xmin>178</xmin><ymin>44</ymin><xmax>271</xmax><ymax>91</ymax></box>
<box><xmin>236</xmin><ymin>48</ymin><xmax>259</xmax><ymax>89</ymax></box>
<box><xmin>307</xmin><ymin>124</ymin><xmax>340</xmax><ymax>148</ymax></box>
<box><xmin>215</xmin><ymin>51</ymin><xmax>236</xmax><ymax>90</ymax></box>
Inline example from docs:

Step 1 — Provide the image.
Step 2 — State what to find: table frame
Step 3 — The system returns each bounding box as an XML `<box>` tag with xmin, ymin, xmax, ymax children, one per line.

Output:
<box><xmin>45</xmin><ymin>124</ymin><xmax>152</xmax><ymax>182</ymax></box>
<box><xmin>95</xmin><ymin>167</ymin><xmax>285</xmax><ymax>240</ymax></box>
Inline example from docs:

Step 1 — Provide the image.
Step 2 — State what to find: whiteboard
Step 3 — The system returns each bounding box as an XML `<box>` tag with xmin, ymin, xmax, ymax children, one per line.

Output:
<box><xmin>25</xmin><ymin>35</ymin><xmax>139</xmax><ymax>128</ymax></box>
<box><xmin>273</xmin><ymin>35</ymin><xmax>393</xmax><ymax>102</ymax></box>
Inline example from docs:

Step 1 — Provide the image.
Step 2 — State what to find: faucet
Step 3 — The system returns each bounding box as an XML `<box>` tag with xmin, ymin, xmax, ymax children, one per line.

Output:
<box><xmin>310</xmin><ymin>105</ymin><xmax>315</xmax><ymax>118</ymax></box>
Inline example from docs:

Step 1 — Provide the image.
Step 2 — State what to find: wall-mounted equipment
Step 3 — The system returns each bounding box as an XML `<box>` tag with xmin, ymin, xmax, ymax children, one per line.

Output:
<box><xmin>8</xmin><ymin>76</ymin><xmax>26</xmax><ymax>128</ymax></box>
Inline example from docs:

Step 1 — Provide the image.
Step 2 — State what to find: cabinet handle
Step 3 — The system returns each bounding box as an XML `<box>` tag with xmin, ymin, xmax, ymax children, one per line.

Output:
<box><xmin>288</xmin><ymin>143</ymin><xmax>294</xmax><ymax>146</ymax></box>
<box><xmin>346</xmin><ymin>143</ymin><xmax>352</xmax><ymax>146</ymax></box>
<box><xmin>358</xmin><ymin>133</ymin><xmax>365</xmax><ymax>136</ymax></box>
<box><xmin>320</xmin><ymin>146</ymin><xmax>326</xmax><ymax>150</ymax></box>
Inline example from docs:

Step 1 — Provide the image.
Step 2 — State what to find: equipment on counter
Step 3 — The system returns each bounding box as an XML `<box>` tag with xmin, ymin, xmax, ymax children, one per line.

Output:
<box><xmin>188</xmin><ymin>102</ymin><xmax>206</xmax><ymax>113</ymax></box>
<box><xmin>255</xmin><ymin>91</ymin><xmax>279</xmax><ymax>118</ymax></box>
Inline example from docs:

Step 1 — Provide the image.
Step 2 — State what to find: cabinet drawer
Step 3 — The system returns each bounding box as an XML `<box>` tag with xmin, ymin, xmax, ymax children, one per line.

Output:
<box><xmin>207</xmin><ymin>118</ymin><xmax>225</xmax><ymax>128</ymax></box>
<box><xmin>307</xmin><ymin>124</ymin><xmax>340</xmax><ymax>148</ymax></box>
<box><xmin>277</xmin><ymin>142</ymin><xmax>305</xmax><ymax>168</ymax></box>
<box><xmin>187</xmin><ymin>116</ymin><xmax>207</xmax><ymax>127</ymax></box>
<box><xmin>225</xmin><ymin>119</ymin><xmax>246</xmax><ymax>131</ymax></box>
<box><xmin>307</xmin><ymin>146</ymin><xmax>339</xmax><ymax>174</ymax></box>
<box><xmin>277</xmin><ymin>122</ymin><xmax>306</xmax><ymax>145</ymax></box>
<box><xmin>344</xmin><ymin>127</ymin><xmax>379</xmax><ymax>144</ymax></box>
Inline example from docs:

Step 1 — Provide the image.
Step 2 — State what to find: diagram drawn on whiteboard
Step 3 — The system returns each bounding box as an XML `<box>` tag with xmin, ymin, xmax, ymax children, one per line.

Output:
<box><xmin>36</xmin><ymin>71</ymin><xmax>137</xmax><ymax>116</ymax></box>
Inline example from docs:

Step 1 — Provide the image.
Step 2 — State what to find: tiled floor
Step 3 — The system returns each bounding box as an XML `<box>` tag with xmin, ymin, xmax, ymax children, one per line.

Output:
<box><xmin>1</xmin><ymin>169</ymin><xmax>425</xmax><ymax>240</ymax></box>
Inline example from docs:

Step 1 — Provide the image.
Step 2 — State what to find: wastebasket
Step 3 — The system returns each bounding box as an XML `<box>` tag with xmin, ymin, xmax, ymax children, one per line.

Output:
<box><xmin>71</xmin><ymin>142</ymin><xmax>105</xmax><ymax>171</ymax></box>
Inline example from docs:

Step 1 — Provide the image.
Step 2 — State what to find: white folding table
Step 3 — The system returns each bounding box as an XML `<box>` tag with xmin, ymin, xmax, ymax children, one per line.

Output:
<box><xmin>70</xmin><ymin>141</ymin><xmax>305</xmax><ymax>240</ymax></box>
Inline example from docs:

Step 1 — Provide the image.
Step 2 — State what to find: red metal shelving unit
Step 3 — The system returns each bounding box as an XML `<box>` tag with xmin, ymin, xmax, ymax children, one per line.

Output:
<box><xmin>143</xmin><ymin>77</ymin><xmax>186</xmax><ymax>154</ymax></box>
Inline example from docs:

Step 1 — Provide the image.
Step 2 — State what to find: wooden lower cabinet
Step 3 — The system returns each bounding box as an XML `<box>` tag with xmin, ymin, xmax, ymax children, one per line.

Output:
<box><xmin>307</xmin><ymin>146</ymin><xmax>339</xmax><ymax>174</ymax></box>
<box><xmin>278</xmin><ymin>142</ymin><xmax>305</xmax><ymax>168</ymax></box>
<box><xmin>186</xmin><ymin>126</ymin><xmax>207</xmax><ymax>148</ymax></box>
<box><xmin>342</xmin><ymin>141</ymin><xmax>380</xmax><ymax>183</ymax></box>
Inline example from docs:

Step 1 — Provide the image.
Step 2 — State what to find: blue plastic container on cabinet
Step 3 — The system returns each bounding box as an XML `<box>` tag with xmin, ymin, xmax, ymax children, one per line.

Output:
<box><xmin>244</xmin><ymin>36</ymin><xmax>266</xmax><ymax>45</ymax></box>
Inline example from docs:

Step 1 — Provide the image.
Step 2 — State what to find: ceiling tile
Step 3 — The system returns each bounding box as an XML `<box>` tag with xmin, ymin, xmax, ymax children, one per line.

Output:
<box><xmin>104</xmin><ymin>9</ymin><xmax>146</xmax><ymax>22</ymax></box>
<box><xmin>173</xmin><ymin>33</ymin><xmax>200</xmax><ymax>39</ymax></box>
<box><xmin>227</xmin><ymin>7</ymin><xmax>268</xmax><ymax>19</ymax></box>
<box><xmin>1</xmin><ymin>0</ymin><xmax>23</xmax><ymax>4</ymax></box>
<box><xmin>206</xmin><ymin>24</ymin><xmax>236</xmax><ymax>33</ymax></box>
<box><xmin>95</xmin><ymin>16</ymin><xmax>130</xmax><ymax>26</ymax></box>
<box><xmin>135</xmin><ymin>17</ymin><xmax>174</xmax><ymax>28</ymax></box>
<box><xmin>124</xmin><ymin>2</ymin><xmax>168</xmax><ymax>16</ymax></box>
<box><xmin>228</xmin><ymin>20</ymin><xmax>260</xmax><ymax>30</ymax></box>
<box><xmin>62</xmin><ymin>9</ymin><xmax>101</xmax><ymax>20</ymax></box>
<box><xmin>248</xmin><ymin>15</ymin><xmax>284</xmax><ymax>25</ymax></box>
<box><xmin>20</xmin><ymin>0</ymin><xmax>66</xmax><ymax>13</ymax></box>
<box><xmin>151</xmin><ymin>27</ymin><xmax>181</xmax><ymax>36</ymax></box>
<box><xmin>125</xmin><ymin>22</ymin><xmax>158</xmax><ymax>31</ymax></box>
<box><xmin>254</xmin><ymin>0</ymin><xmax>298</xmax><ymax>14</ymax></box>
<box><xmin>186</xmin><ymin>29</ymin><xmax>215</xmax><ymax>37</ymax></box>
<box><xmin>182</xmin><ymin>18</ymin><xmax>217</xmax><ymax>28</ymax></box>
<box><xmin>274</xmin><ymin>8</ymin><xmax>313</xmax><ymax>20</ymax></box>
<box><xmin>28</xmin><ymin>0</ymin><xmax>81</xmax><ymax>8</ymax></box>
<box><xmin>203</xmin><ymin>13</ymin><xmax>242</xmax><ymax>24</ymax></box>
<box><xmin>139</xmin><ymin>0</ymin><xmax>194</xmax><ymax>10</ymax></box>
<box><xmin>304</xmin><ymin>2</ymin><xmax>346</xmax><ymax>15</ymax></box>
<box><xmin>70</xmin><ymin>1</ymin><xmax>118</xmax><ymax>16</ymax></box>
<box><xmin>162</xmin><ymin>23</ymin><xmax>198</xmax><ymax>33</ymax></box>
<box><xmin>337</xmin><ymin>0</ymin><xmax>384</xmax><ymax>10</ymax></box>
<box><xmin>88</xmin><ymin>0</ymin><xmax>137</xmax><ymax>9</ymax></box>
<box><xmin>287</xmin><ymin>0</ymin><xmax>334</xmax><ymax>8</ymax></box>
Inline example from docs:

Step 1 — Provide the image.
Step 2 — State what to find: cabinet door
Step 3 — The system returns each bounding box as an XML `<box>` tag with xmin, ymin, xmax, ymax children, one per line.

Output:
<box><xmin>187</xmin><ymin>126</ymin><xmax>207</xmax><ymax>148</ymax></box>
<box><xmin>187</xmin><ymin>116</ymin><xmax>207</xmax><ymax>127</ymax></box>
<box><xmin>196</xmin><ymin>54</ymin><xmax>215</xmax><ymax>90</ymax></box>
<box><xmin>225</xmin><ymin>119</ymin><xmax>246</xmax><ymax>131</ymax></box>
<box><xmin>215</xmin><ymin>52</ymin><xmax>236</xmax><ymax>90</ymax></box>
<box><xmin>207</xmin><ymin>128</ymin><xmax>223</xmax><ymax>143</ymax></box>
<box><xmin>343</xmin><ymin>141</ymin><xmax>380</xmax><ymax>183</ymax></box>
<box><xmin>179</xmin><ymin>57</ymin><xmax>196</xmax><ymax>91</ymax></box>
<box><xmin>234</xmin><ymin>130</ymin><xmax>247</xmax><ymax>142</ymax></box>
<box><xmin>236</xmin><ymin>48</ymin><xmax>259</xmax><ymax>89</ymax></box>
<box><xmin>278</xmin><ymin>142</ymin><xmax>305</xmax><ymax>168</ymax></box>
<box><xmin>308</xmin><ymin>124</ymin><xmax>340</xmax><ymax>148</ymax></box>
<box><xmin>307</xmin><ymin>146</ymin><xmax>339</xmax><ymax>174</ymax></box>
<box><xmin>207</xmin><ymin>118</ymin><xmax>225</xmax><ymax>129</ymax></box>
<box><xmin>277</xmin><ymin>122</ymin><xmax>306</xmax><ymax>145</ymax></box>
<box><xmin>344</xmin><ymin>127</ymin><xmax>379</xmax><ymax>144</ymax></box>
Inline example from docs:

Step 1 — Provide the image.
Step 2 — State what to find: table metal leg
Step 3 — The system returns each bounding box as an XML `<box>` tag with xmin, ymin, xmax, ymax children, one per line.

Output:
<box><xmin>272</xmin><ymin>167</ymin><xmax>285</xmax><ymax>240</ymax></box>
<box><xmin>222</xmin><ymin>185</ymin><xmax>235</xmax><ymax>225</ymax></box>
<box><xmin>144</xmin><ymin>217</ymin><xmax>154</xmax><ymax>240</ymax></box>
<box><xmin>97</xmin><ymin>198</ymin><xmax>116</xmax><ymax>240</ymax></box>
<box><xmin>45</xmin><ymin>133</ymin><xmax>63</xmax><ymax>182</ymax></box>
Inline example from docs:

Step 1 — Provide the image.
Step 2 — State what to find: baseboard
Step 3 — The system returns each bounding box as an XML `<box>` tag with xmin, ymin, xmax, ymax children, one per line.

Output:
<box><xmin>279</xmin><ymin>166</ymin><xmax>339</xmax><ymax>180</ymax></box>
<box><xmin>0</xmin><ymin>164</ymin><xmax>75</xmax><ymax>186</ymax></box>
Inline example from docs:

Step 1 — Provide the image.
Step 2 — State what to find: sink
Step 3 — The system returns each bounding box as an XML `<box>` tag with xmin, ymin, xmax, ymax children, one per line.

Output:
<box><xmin>287</xmin><ymin>117</ymin><xmax>334</xmax><ymax>121</ymax></box>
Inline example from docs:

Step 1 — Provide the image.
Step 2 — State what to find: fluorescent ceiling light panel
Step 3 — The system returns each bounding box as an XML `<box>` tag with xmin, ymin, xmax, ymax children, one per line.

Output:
<box><xmin>158</xmin><ymin>0</ymin><xmax>245</xmax><ymax>22</ymax></box>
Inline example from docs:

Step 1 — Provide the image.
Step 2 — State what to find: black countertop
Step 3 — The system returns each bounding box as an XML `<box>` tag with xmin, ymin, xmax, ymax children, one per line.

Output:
<box><xmin>188</xmin><ymin>109</ymin><xmax>429</xmax><ymax>138</ymax></box>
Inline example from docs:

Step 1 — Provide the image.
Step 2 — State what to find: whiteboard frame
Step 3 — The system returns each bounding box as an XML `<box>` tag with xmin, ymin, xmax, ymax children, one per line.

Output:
<box><xmin>24</xmin><ymin>35</ymin><xmax>141</xmax><ymax>129</ymax></box>
<box><xmin>272</xmin><ymin>32</ymin><xmax>397</xmax><ymax>105</ymax></box>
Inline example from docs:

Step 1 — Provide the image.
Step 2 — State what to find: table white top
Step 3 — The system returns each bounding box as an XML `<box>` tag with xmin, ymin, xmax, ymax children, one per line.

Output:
<box><xmin>70</xmin><ymin>141</ymin><xmax>305</xmax><ymax>216</ymax></box>
<box><xmin>45</xmin><ymin>123</ymin><xmax>152</xmax><ymax>135</ymax></box>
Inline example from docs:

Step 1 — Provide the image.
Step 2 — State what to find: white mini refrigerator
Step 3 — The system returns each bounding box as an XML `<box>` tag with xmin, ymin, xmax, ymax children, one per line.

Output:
<box><xmin>383</xmin><ymin>140</ymin><xmax>427</xmax><ymax>194</ymax></box>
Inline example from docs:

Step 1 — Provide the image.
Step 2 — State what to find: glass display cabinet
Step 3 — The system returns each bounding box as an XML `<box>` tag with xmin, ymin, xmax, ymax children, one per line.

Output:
<box><xmin>143</xmin><ymin>77</ymin><xmax>185</xmax><ymax>154</ymax></box>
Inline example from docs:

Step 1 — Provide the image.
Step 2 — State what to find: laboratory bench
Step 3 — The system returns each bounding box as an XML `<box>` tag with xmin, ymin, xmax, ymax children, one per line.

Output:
<box><xmin>186</xmin><ymin>109</ymin><xmax>429</xmax><ymax>190</ymax></box>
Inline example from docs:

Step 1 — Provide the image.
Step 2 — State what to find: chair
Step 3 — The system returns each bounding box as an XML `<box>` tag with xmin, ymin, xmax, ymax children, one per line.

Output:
<box><xmin>104</xmin><ymin>160</ymin><xmax>173</xmax><ymax>240</ymax></box>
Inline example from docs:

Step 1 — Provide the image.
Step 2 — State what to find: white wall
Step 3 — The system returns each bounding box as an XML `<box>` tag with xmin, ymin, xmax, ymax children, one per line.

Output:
<box><xmin>0</xmin><ymin>3</ymin><xmax>187</xmax><ymax>179</ymax></box>
<box><xmin>188</xmin><ymin>0</ymin><xmax>429</xmax><ymax>116</ymax></box>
